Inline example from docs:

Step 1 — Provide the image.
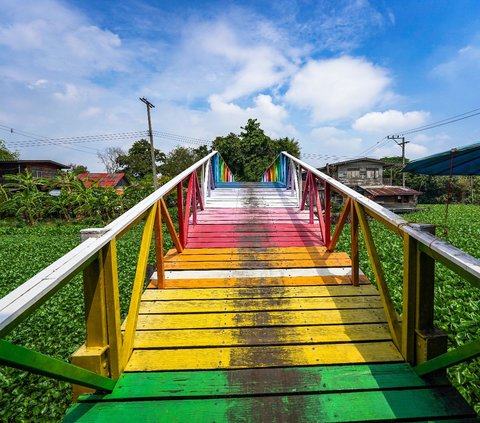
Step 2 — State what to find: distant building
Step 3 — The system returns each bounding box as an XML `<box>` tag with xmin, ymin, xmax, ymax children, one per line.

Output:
<box><xmin>318</xmin><ymin>158</ymin><xmax>389</xmax><ymax>187</ymax></box>
<box><xmin>77</xmin><ymin>173</ymin><xmax>130</xmax><ymax>194</ymax></box>
<box><xmin>356</xmin><ymin>185</ymin><xmax>422</xmax><ymax>213</ymax></box>
<box><xmin>317</xmin><ymin>158</ymin><xmax>422</xmax><ymax>212</ymax></box>
<box><xmin>0</xmin><ymin>160</ymin><xmax>69</xmax><ymax>184</ymax></box>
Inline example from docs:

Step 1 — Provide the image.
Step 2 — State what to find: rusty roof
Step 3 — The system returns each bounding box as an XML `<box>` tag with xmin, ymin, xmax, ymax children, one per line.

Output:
<box><xmin>77</xmin><ymin>173</ymin><xmax>129</xmax><ymax>189</ymax></box>
<box><xmin>359</xmin><ymin>185</ymin><xmax>423</xmax><ymax>197</ymax></box>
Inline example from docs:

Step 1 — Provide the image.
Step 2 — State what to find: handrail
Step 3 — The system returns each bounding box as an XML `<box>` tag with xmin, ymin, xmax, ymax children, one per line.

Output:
<box><xmin>283</xmin><ymin>150</ymin><xmax>480</xmax><ymax>369</ymax></box>
<box><xmin>0</xmin><ymin>150</ymin><xmax>218</xmax><ymax>336</ymax></box>
<box><xmin>282</xmin><ymin>151</ymin><xmax>480</xmax><ymax>286</ymax></box>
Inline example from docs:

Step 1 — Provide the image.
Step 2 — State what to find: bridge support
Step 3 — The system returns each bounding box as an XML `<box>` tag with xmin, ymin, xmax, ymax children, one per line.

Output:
<box><xmin>402</xmin><ymin>224</ymin><xmax>447</xmax><ymax>365</ymax></box>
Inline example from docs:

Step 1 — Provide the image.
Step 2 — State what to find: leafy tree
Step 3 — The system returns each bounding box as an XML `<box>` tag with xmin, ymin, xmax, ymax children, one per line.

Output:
<box><xmin>68</xmin><ymin>164</ymin><xmax>88</xmax><ymax>175</ymax></box>
<box><xmin>213</xmin><ymin>119</ymin><xmax>300</xmax><ymax>181</ymax></box>
<box><xmin>0</xmin><ymin>139</ymin><xmax>19</xmax><ymax>160</ymax></box>
<box><xmin>116</xmin><ymin>139</ymin><xmax>165</xmax><ymax>179</ymax></box>
<box><xmin>159</xmin><ymin>145</ymin><xmax>211</xmax><ymax>179</ymax></box>
<box><xmin>97</xmin><ymin>147</ymin><xmax>125</xmax><ymax>173</ymax></box>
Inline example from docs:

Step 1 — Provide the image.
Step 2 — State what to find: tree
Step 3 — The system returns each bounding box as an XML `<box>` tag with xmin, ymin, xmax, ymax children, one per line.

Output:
<box><xmin>159</xmin><ymin>145</ymin><xmax>211</xmax><ymax>178</ymax></box>
<box><xmin>0</xmin><ymin>139</ymin><xmax>19</xmax><ymax>160</ymax></box>
<box><xmin>213</xmin><ymin>119</ymin><xmax>300</xmax><ymax>181</ymax></box>
<box><xmin>116</xmin><ymin>139</ymin><xmax>165</xmax><ymax>179</ymax></box>
<box><xmin>68</xmin><ymin>164</ymin><xmax>88</xmax><ymax>175</ymax></box>
<box><xmin>97</xmin><ymin>147</ymin><xmax>125</xmax><ymax>173</ymax></box>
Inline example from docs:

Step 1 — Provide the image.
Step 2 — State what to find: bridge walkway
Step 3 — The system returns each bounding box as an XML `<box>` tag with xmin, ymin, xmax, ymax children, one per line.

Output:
<box><xmin>64</xmin><ymin>182</ymin><xmax>476</xmax><ymax>422</ymax></box>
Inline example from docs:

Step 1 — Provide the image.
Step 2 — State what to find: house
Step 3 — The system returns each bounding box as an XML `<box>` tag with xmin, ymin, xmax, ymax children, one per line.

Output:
<box><xmin>0</xmin><ymin>160</ymin><xmax>69</xmax><ymax>184</ymax></box>
<box><xmin>317</xmin><ymin>158</ymin><xmax>422</xmax><ymax>212</ymax></box>
<box><xmin>318</xmin><ymin>157</ymin><xmax>389</xmax><ymax>186</ymax></box>
<box><xmin>356</xmin><ymin>185</ymin><xmax>422</xmax><ymax>212</ymax></box>
<box><xmin>77</xmin><ymin>173</ymin><xmax>130</xmax><ymax>193</ymax></box>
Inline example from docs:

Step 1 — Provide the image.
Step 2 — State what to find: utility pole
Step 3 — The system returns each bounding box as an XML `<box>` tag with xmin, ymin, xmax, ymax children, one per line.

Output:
<box><xmin>387</xmin><ymin>135</ymin><xmax>409</xmax><ymax>187</ymax></box>
<box><xmin>139</xmin><ymin>97</ymin><xmax>158</xmax><ymax>190</ymax></box>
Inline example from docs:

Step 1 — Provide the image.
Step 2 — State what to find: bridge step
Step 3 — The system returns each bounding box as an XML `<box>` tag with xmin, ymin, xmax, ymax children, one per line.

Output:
<box><xmin>66</xmin><ymin>365</ymin><xmax>476</xmax><ymax>422</ymax></box>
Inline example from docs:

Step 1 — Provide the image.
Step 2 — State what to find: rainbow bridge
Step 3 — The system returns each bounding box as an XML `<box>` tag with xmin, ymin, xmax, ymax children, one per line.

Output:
<box><xmin>1</xmin><ymin>151</ymin><xmax>479</xmax><ymax>421</ymax></box>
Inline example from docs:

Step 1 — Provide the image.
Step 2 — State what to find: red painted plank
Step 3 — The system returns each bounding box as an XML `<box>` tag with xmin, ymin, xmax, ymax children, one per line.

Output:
<box><xmin>186</xmin><ymin>240</ymin><xmax>323</xmax><ymax>248</ymax></box>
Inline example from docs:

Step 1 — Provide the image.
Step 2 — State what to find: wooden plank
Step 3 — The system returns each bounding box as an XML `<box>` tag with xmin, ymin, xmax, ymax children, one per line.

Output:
<box><xmin>78</xmin><ymin>363</ymin><xmax>437</xmax><ymax>400</ymax></box>
<box><xmin>163</xmin><ymin>267</ymin><xmax>365</xmax><ymax>280</ymax></box>
<box><xmin>125</xmin><ymin>341</ymin><xmax>403</xmax><ymax>371</ymax></box>
<box><xmin>133</xmin><ymin>323</ymin><xmax>391</xmax><ymax>348</ymax></box>
<box><xmin>135</xmin><ymin>308</ymin><xmax>386</xmax><ymax>330</ymax></box>
<box><xmin>138</xmin><ymin>296</ymin><xmax>383</xmax><ymax>314</ymax></box>
<box><xmin>187</xmin><ymin>231</ymin><xmax>321</xmax><ymax>239</ymax></box>
<box><xmin>65</xmin><ymin>387</ymin><xmax>476</xmax><ymax>422</ymax></box>
<box><xmin>163</xmin><ymin>258</ymin><xmax>352</xmax><ymax>270</ymax></box>
<box><xmin>186</xmin><ymin>240</ymin><xmax>322</xmax><ymax>248</ymax></box>
<box><xmin>161</xmin><ymin>275</ymin><xmax>369</xmax><ymax>288</ymax></box>
<box><xmin>167</xmin><ymin>246</ymin><xmax>328</xmax><ymax>255</ymax></box>
<box><xmin>164</xmin><ymin>252</ymin><xmax>349</xmax><ymax>262</ymax></box>
<box><xmin>327</xmin><ymin>197</ymin><xmax>350</xmax><ymax>252</ymax></box>
<box><xmin>142</xmin><ymin>284</ymin><xmax>379</xmax><ymax>300</ymax></box>
<box><xmin>160</xmin><ymin>198</ymin><xmax>183</xmax><ymax>253</ymax></box>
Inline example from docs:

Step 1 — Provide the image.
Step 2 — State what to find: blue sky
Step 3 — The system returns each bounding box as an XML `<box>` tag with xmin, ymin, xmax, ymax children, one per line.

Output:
<box><xmin>1</xmin><ymin>0</ymin><xmax>480</xmax><ymax>171</ymax></box>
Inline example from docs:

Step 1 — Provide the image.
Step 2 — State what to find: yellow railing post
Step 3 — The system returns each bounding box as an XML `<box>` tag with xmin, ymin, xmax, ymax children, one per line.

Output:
<box><xmin>102</xmin><ymin>239</ymin><xmax>122</xmax><ymax>379</ymax></box>
<box><xmin>71</xmin><ymin>228</ymin><xmax>110</xmax><ymax>398</ymax></box>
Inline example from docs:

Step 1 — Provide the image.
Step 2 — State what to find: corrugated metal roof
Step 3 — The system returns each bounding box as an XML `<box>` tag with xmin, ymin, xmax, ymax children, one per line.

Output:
<box><xmin>359</xmin><ymin>185</ymin><xmax>422</xmax><ymax>197</ymax></box>
<box><xmin>78</xmin><ymin>173</ymin><xmax>128</xmax><ymax>189</ymax></box>
<box><xmin>402</xmin><ymin>142</ymin><xmax>480</xmax><ymax>175</ymax></box>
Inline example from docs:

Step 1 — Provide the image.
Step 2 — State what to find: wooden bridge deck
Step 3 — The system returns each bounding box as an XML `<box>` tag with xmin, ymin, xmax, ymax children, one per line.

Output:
<box><xmin>65</xmin><ymin>183</ymin><xmax>477</xmax><ymax>422</ymax></box>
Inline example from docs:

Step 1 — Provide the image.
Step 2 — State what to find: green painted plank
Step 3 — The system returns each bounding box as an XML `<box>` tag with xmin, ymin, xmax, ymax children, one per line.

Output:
<box><xmin>415</xmin><ymin>339</ymin><xmax>480</xmax><ymax>376</ymax></box>
<box><xmin>65</xmin><ymin>388</ymin><xmax>475</xmax><ymax>422</ymax></box>
<box><xmin>79</xmin><ymin>364</ymin><xmax>443</xmax><ymax>402</ymax></box>
<box><xmin>0</xmin><ymin>340</ymin><xmax>115</xmax><ymax>392</ymax></box>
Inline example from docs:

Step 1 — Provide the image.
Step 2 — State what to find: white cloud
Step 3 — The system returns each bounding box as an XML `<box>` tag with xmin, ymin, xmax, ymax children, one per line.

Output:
<box><xmin>433</xmin><ymin>44</ymin><xmax>480</xmax><ymax>78</ymax></box>
<box><xmin>142</xmin><ymin>19</ymin><xmax>298</xmax><ymax>103</ymax></box>
<box><xmin>308</xmin><ymin>126</ymin><xmax>363</xmax><ymax>156</ymax></box>
<box><xmin>353</xmin><ymin>110</ymin><xmax>430</xmax><ymax>133</ymax></box>
<box><xmin>285</xmin><ymin>56</ymin><xmax>392</xmax><ymax>122</ymax></box>
<box><xmin>0</xmin><ymin>0</ymin><xmax>129</xmax><ymax>79</ymax></box>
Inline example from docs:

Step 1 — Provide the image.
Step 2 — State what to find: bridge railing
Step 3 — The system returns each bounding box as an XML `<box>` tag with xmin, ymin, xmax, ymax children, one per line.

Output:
<box><xmin>0</xmin><ymin>150</ymin><xmax>219</xmax><ymax>393</ymax></box>
<box><xmin>283</xmin><ymin>151</ymin><xmax>480</xmax><ymax>371</ymax></box>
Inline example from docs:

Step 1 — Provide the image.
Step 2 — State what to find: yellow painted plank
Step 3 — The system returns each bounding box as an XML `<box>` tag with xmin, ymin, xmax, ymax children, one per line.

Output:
<box><xmin>164</xmin><ymin>252</ymin><xmax>350</xmax><ymax>262</ymax></box>
<box><xmin>138</xmin><ymin>296</ymin><xmax>383</xmax><ymax>314</ymax></box>
<box><xmin>166</xmin><ymin>246</ymin><xmax>328</xmax><ymax>256</ymax></box>
<box><xmin>142</xmin><ymin>284</ymin><xmax>379</xmax><ymax>300</ymax></box>
<box><xmin>125</xmin><ymin>341</ymin><xmax>403</xmax><ymax>371</ymax></box>
<box><xmin>164</xmin><ymin>258</ymin><xmax>352</xmax><ymax>270</ymax></box>
<box><xmin>133</xmin><ymin>323</ymin><xmax>392</xmax><ymax>348</ymax></box>
<box><xmin>160</xmin><ymin>275</ymin><xmax>370</xmax><ymax>288</ymax></box>
<box><xmin>134</xmin><ymin>308</ymin><xmax>387</xmax><ymax>330</ymax></box>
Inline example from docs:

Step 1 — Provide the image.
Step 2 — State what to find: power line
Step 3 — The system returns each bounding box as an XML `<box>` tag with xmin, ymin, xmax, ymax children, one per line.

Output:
<box><xmin>400</xmin><ymin>109</ymin><xmax>480</xmax><ymax>135</ymax></box>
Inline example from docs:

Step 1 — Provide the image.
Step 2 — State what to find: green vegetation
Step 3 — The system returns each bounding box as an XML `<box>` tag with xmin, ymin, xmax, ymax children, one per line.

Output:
<box><xmin>0</xmin><ymin>218</ymin><xmax>174</xmax><ymax>421</ymax></box>
<box><xmin>213</xmin><ymin>119</ymin><xmax>300</xmax><ymax>181</ymax></box>
<box><xmin>0</xmin><ymin>205</ymin><xmax>478</xmax><ymax>420</ymax></box>
<box><xmin>336</xmin><ymin>204</ymin><xmax>480</xmax><ymax>413</ymax></box>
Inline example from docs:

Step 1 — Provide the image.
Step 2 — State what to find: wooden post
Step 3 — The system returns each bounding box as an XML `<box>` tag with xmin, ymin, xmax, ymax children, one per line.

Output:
<box><xmin>72</xmin><ymin>228</ymin><xmax>110</xmax><ymax>398</ymax></box>
<box><xmin>402</xmin><ymin>232</ymin><xmax>417</xmax><ymax>363</ymax></box>
<box><xmin>102</xmin><ymin>239</ymin><xmax>122</xmax><ymax>379</ymax></box>
<box><xmin>403</xmin><ymin>224</ymin><xmax>448</xmax><ymax>365</ymax></box>
<box><xmin>350</xmin><ymin>199</ymin><xmax>359</xmax><ymax>286</ymax></box>
<box><xmin>324</xmin><ymin>182</ymin><xmax>331</xmax><ymax>246</ymax></box>
<box><xmin>177</xmin><ymin>181</ymin><xmax>185</xmax><ymax>248</ymax></box>
<box><xmin>309</xmin><ymin>174</ymin><xmax>314</xmax><ymax>224</ymax></box>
